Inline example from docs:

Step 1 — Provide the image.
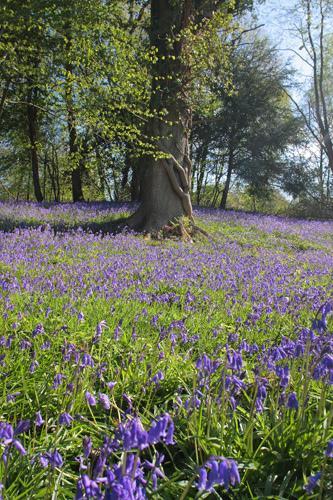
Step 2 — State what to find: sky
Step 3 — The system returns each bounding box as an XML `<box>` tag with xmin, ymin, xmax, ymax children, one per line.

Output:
<box><xmin>255</xmin><ymin>0</ymin><xmax>313</xmax><ymax>88</ymax></box>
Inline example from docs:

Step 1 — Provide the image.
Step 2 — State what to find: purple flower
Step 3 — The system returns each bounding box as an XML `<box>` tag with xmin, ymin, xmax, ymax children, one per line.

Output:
<box><xmin>0</xmin><ymin>422</ymin><xmax>26</xmax><ymax>456</ymax></box>
<box><xmin>29</xmin><ymin>360</ymin><xmax>39</xmax><ymax>373</ymax></box>
<box><xmin>106</xmin><ymin>381</ymin><xmax>117</xmax><ymax>391</ymax></box>
<box><xmin>104</xmin><ymin>453</ymin><xmax>147</xmax><ymax>498</ymax></box>
<box><xmin>40</xmin><ymin>449</ymin><xmax>63</xmax><ymax>469</ymax></box>
<box><xmin>325</xmin><ymin>440</ymin><xmax>333</xmax><ymax>458</ymax></box>
<box><xmin>122</xmin><ymin>393</ymin><xmax>133</xmax><ymax>409</ymax></box>
<box><xmin>76</xmin><ymin>475</ymin><xmax>102</xmax><ymax>499</ymax></box>
<box><xmin>143</xmin><ymin>452</ymin><xmax>165</xmax><ymax>490</ymax></box>
<box><xmin>120</xmin><ymin>417</ymin><xmax>149</xmax><ymax>451</ymax></box>
<box><xmin>81</xmin><ymin>353</ymin><xmax>94</xmax><ymax>368</ymax></box>
<box><xmin>7</xmin><ymin>392</ymin><xmax>21</xmax><ymax>402</ymax></box>
<box><xmin>59</xmin><ymin>412</ymin><xmax>73</xmax><ymax>426</ymax></box>
<box><xmin>83</xmin><ymin>436</ymin><xmax>92</xmax><ymax>458</ymax></box>
<box><xmin>228</xmin><ymin>350</ymin><xmax>243</xmax><ymax>371</ymax></box>
<box><xmin>32</xmin><ymin>323</ymin><xmax>44</xmax><ymax>337</ymax></box>
<box><xmin>92</xmin><ymin>320</ymin><xmax>107</xmax><ymax>344</ymax></box>
<box><xmin>287</xmin><ymin>392</ymin><xmax>299</xmax><ymax>410</ymax></box>
<box><xmin>148</xmin><ymin>413</ymin><xmax>174</xmax><ymax>445</ymax></box>
<box><xmin>14</xmin><ymin>419</ymin><xmax>30</xmax><ymax>435</ymax></box>
<box><xmin>151</xmin><ymin>370</ymin><xmax>164</xmax><ymax>385</ymax></box>
<box><xmin>35</xmin><ymin>411</ymin><xmax>44</xmax><ymax>427</ymax></box>
<box><xmin>85</xmin><ymin>391</ymin><xmax>96</xmax><ymax>406</ymax></box>
<box><xmin>99</xmin><ymin>393</ymin><xmax>111</xmax><ymax>410</ymax></box>
<box><xmin>304</xmin><ymin>472</ymin><xmax>321</xmax><ymax>493</ymax></box>
<box><xmin>255</xmin><ymin>379</ymin><xmax>268</xmax><ymax>413</ymax></box>
<box><xmin>53</xmin><ymin>373</ymin><xmax>66</xmax><ymax>389</ymax></box>
<box><xmin>276</xmin><ymin>365</ymin><xmax>290</xmax><ymax>388</ymax></box>
<box><xmin>197</xmin><ymin>457</ymin><xmax>240</xmax><ymax>492</ymax></box>
<box><xmin>322</xmin><ymin>354</ymin><xmax>333</xmax><ymax>370</ymax></box>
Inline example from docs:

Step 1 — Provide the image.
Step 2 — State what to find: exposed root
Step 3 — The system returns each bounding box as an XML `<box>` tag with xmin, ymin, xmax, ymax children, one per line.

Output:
<box><xmin>190</xmin><ymin>222</ymin><xmax>217</xmax><ymax>242</ymax></box>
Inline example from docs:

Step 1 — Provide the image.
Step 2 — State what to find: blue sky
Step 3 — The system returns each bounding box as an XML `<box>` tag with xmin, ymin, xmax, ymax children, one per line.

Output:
<box><xmin>255</xmin><ymin>0</ymin><xmax>313</xmax><ymax>86</ymax></box>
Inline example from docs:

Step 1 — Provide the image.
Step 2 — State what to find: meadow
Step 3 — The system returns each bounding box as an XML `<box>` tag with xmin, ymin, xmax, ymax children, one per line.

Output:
<box><xmin>0</xmin><ymin>201</ymin><xmax>333</xmax><ymax>499</ymax></box>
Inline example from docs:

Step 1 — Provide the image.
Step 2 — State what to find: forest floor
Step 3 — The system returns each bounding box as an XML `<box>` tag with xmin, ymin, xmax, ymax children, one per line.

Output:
<box><xmin>0</xmin><ymin>201</ymin><xmax>333</xmax><ymax>498</ymax></box>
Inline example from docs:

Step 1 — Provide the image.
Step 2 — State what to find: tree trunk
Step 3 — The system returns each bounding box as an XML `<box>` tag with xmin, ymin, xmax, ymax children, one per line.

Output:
<box><xmin>27</xmin><ymin>88</ymin><xmax>43</xmax><ymax>202</ymax></box>
<box><xmin>127</xmin><ymin>0</ymin><xmax>195</xmax><ymax>231</ymax></box>
<box><xmin>65</xmin><ymin>32</ymin><xmax>85</xmax><ymax>203</ymax></box>
<box><xmin>195</xmin><ymin>144</ymin><xmax>208</xmax><ymax>205</ymax></box>
<box><xmin>130</xmin><ymin>159</ymin><xmax>141</xmax><ymax>201</ymax></box>
<box><xmin>220</xmin><ymin>143</ymin><xmax>233</xmax><ymax>209</ymax></box>
<box><xmin>66</xmin><ymin>94</ymin><xmax>85</xmax><ymax>202</ymax></box>
<box><xmin>306</xmin><ymin>0</ymin><xmax>333</xmax><ymax>175</ymax></box>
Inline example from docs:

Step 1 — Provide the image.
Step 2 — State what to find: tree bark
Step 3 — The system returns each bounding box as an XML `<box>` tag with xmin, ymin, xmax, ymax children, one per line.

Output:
<box><xmin>127</xmin><ymin>0</ymin><xmax>196</xmax><ymax>231</ymax></box>
<box><xmin>64</xmin><ymin>31</ymin><xmax>85</xmax><ymax>203</ymax></box>
<box><xmin>130</xmin><ymin>159</ymin><xmax>141</xmax><ymax>201</ymax></box>
<box><xmin>65</xmin><ymin>87</ymin><xmax>85</xmax><ymax>202</ymax></box>
<box><xmin>306</xmin><ymin>0</ymin><xmax>333</xmax><ymax>175</ymax></box>
<box><xmin>195</xmin><ymin>144</ymin><xmax>208</xmax><ymax>205</ymax></box>
<box><xmin>220</xmin><ymin>142</ymin><xmax>233</xmax><ymax>209</ymax></box>
<box><xmin>27</xmin><ymin>88</ymin><xmax>43</xmax><ymax>202</ymax></box>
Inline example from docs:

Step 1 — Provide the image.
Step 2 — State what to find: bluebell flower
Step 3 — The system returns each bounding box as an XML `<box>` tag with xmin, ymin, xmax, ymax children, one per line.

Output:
<box><xmin>0</xmin><ymin>422</ymin><xmax>26</xmax><ymax>457</ymax></box>
<box><xmin>76</xmin><ymin>474</ymin><xmax>102</xmax><ymax>499</ymax></box>
<box><xmin>99</xmin><ymin>393</ymin><xmax>111</xmax><ymax>410</ymax></box>
<box><xmin>325</xmin><ymin>440</ymin><xmax>333</xmax><ymax>457</ymax></box>
<box><xmin>287</xmin><ymin>392</ymin><xmax>299</xmax><ymax>410</ymax></box>
<box><xmin>59</xmin><ymin>412</ymin><xmax>73</xmax><ymax>426</ymax></box>
<box><xmin>53</xmin><ymin>373</ymin><xmax>66</xmax><ymax>389</ymax></box>
<box><xmin>143</xmin><ymin>452</ymin><xmax>165</xmax><ymax>490</ymax></box>
<box><xmin>29</xmin><ymin>360</ymin><xmax>39</xmax><ymax>373</ymax></box>
<box><xmin>197</xmin><ymin>457</ymin><xmax>240</xmax><ymax>492</ymax></box>
<box><xmin>121</xmin><ymin>417</ymin><xmax>148</xmax><ymax>451</ymax></box>
<box><xmin>92</xmin><ymin>320</ymin><xmax>107</xmax><ymax>344</ymax></box>
<box><xmin>85</xmin><ymin>391</ymin><xmax>96</xmax><ymax>406</ymax></box>
<box><xmin>106</xmin><ymin>381</ymin><xmax>117</xmax><ymax>391</ymax></box>
<box><xmin>35</xmin><ymin>411</ymin><xmax>44</xmax><ymax>427</ymax></box>
<box><xmin>322</xmin><ymin>354</ymin><xmax>333</xmax><ymax>370</ymax></box>
<box><xmin>40</xmin><ymin>449</ymin><xmax>63</xmax><ymax>469</ymax></box>
<box><xmin>228</xmin><ymin>350</ymin><xmax>243</xmax><ymax>371</ymax></box>
<box><xmin>81</xmin><ymin>353</ymin><xmax>94</xmax><ymax>368</ymax></box>
<box><xmin>83</xmin><ymin>436</ymin><xmax>92</xmax><ymax>458</ymax></box>
<box><xmin>148</xmin><ymin>413</ymin><xmax>174</xmax><ymax>445</ymax></box>
<box><xmin>304</xmin><ymin>472</ymin><xmax>321</xmax><ymax>493</ymax></box>
<box><xmin>14</xmin><ymin>419</ymin><xmax>30</xmax><ymax>435</ymax></box>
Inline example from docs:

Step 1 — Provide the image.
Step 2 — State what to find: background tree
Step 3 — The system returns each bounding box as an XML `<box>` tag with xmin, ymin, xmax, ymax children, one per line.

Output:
<box><xmin>280</xmin><ymin>0</ymin><xmax>333</xmax><ymax>211</ymax></box>
<box><xmin>192</xmin><ymin>34</ymin><xmax>302</xmax><ymax>208</ymax></box>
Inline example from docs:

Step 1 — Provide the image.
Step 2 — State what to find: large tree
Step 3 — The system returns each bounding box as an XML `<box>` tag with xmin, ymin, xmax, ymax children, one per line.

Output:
<box><xmin>127</xmin><ymin>0</ymin><xmax>236</xmax><ymax>232</ymax></box>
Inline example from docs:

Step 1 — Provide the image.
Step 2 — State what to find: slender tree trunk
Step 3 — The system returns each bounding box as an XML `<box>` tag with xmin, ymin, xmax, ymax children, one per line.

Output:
<box><xmin>27</xmin><ymin>88</ymin><xmax>43</xmax><ymax>202</ymax></box>
<box><xmin>130</xmin><ymin>160</ymin><xmax>141</xmax><ymax>201</ymax></box>
<box><xmin>26</xmin><ymin>169</ymin><xmax>31</xmax><ymax>201</ymax></box>
<box><xmin>0</xmin><ymin>78</ymin><xmax>10</xmax><ymax>127</ymax></box>
<box><xmin>306</xmin><ymin>0</ymin><xmax>333</xmax><ymax>174</ymax></box>
<box><xmin>220</xmin><ymin>143</ymin><xmax>233</xmax><ymax>209</ymax></box>
<box><xmin>65</xmin><ymin>32</ymin><xmax>84</xmax><ymax>202</ymax></box>
<box><xmin>196</xmin><ymin>145</ymin><xmax>208</xmax><ymax>205</ymax></box>
<box><xmin>43</xmin><ymin>151</ymin><xmax>47</xmax><ymax>200</ymax></box>
<box><xmin>95</xmin><ymin>144</ymin><xmax>106</xmax><ymax>200</ymax></box>
<box><xmin>65</xmin><ymin>93</ymin><xmax>85</xmax><ymax>202</ymax></box>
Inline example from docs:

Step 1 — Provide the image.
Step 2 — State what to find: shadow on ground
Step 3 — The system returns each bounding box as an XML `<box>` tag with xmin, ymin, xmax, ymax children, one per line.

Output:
<box><xmin>0</xmin><ymin>217</ymin><xmax>129</xmax><ymax>235</ymax></box>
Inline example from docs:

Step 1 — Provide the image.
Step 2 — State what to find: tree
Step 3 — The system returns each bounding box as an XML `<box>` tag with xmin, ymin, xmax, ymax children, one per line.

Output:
<box><xmin>0</xmin><ymin>0</ymin><xmax>49</xmax><ymax>202</ymax></box>
<box><xmin>191</xmin><ymin>35</ymin><xmax>302</xmax><ymax>209</ymax></box>
<box><xmin>0</xmin><ymin>0</ymin><xmax>152</xmax><ymax>202</ymax></box>
<box><xmin>126</xmin><ymin>0</ymin><xmax>237</xmax><ymax>231</ymax></box>
<box><xmin>283</xmin><ymin>0</ymin><xmax>333</xmax><ymax>181</ymax></box>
